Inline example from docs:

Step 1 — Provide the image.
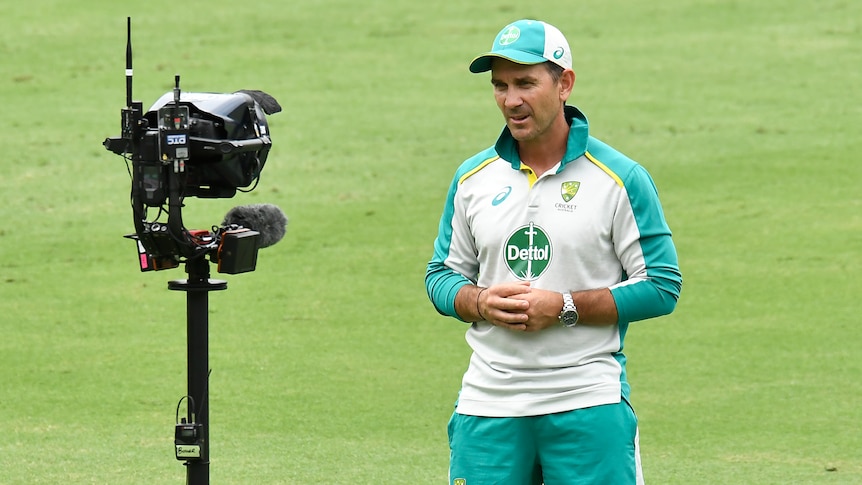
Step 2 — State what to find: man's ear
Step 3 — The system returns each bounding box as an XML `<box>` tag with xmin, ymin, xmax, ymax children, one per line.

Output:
<box><xmin>560</xmin><ymin>69</ymin><xmax>576</xmax><ymax>100</ymax></box>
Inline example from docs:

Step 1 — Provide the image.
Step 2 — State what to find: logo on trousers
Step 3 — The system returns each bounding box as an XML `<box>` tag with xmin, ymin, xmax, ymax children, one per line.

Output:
<box><xmin>454</xmin><ymin>479</ymin><xmax>466</xmax><ymax>485</ymax></box>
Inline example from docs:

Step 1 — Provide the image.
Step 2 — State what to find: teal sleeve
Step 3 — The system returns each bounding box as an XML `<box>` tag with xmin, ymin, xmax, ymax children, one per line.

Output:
<box><xmin>425</xmin><ymin>175</ymin><xmax>473</xmax><ymax>322</ymax></box>
<box><xmin>610</xmin><ymin>165</ymin><xmax>682</xmax><ymax>323</ymax></box>
<box><xmin>425</xmin><ymin>260</ymin><xmax>471</xmax><ymax>320</ymax></box>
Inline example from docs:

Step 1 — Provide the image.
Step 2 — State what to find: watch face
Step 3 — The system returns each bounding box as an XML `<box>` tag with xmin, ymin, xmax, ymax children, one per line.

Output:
<box><xmin>561</xmin><ymin>311</ymin><xmax>578</xmax><ymax>327</ymax></box>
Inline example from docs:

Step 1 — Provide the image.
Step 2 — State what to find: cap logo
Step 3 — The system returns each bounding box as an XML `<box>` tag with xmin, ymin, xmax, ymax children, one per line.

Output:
<box><xmin>553</xmin><ymin>47</ymin><xmax>565</xmax><ymax>60</ymax></box>
<box><xmin>498</xmin><ymin>26</ymin><xmax>520</xmax><ymax>46</ymax></box>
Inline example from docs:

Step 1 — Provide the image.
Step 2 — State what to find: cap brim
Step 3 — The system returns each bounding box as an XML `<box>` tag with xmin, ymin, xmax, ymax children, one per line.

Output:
<box><xmin>468</xmin><ymin>51</ymin><xmax>549</xmax><ymax>73</ymax></box>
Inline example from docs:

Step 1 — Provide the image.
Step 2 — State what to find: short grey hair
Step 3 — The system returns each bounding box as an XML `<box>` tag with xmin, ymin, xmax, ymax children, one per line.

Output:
<box><xmin>545</xmin><ymin>62</ymin><xmax>565</xmax><ymax>83</ymax></box>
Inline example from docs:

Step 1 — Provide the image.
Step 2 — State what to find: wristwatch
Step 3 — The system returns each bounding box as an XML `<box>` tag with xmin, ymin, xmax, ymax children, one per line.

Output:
<box><xmin>559</xmin><ymin>292</ymin><xmax>579</xmax><ymax>328</ymax></box>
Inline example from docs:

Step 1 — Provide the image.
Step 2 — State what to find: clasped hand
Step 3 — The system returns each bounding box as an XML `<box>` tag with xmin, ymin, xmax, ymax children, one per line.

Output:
<box><xmin>478</xmin><ymin>281</ymin><xmax>561</xmax><ymax>332</ymax></box>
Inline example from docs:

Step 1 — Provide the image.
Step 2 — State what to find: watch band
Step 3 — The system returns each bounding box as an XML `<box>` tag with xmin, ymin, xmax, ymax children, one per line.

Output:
<box><xmin>560</xmin><ymin>292</ymin><xmax>579</xmax><ymax>327</ymax></box>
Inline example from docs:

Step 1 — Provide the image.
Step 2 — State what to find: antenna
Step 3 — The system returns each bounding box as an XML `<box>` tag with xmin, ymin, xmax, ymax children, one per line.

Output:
<box><xmin>119</xmin><ymin>17</ymin><xmax>143</xmax><ymax>146</ymax></box>
<box><xmin>125</xmin><ymin>16</ymin><xmax>133</xmax><ymax>108</ymax></box>
<box><xmin>173</xmin><ymin>74</ymin><xmax>181</xmax><ymax>104</ymax></box>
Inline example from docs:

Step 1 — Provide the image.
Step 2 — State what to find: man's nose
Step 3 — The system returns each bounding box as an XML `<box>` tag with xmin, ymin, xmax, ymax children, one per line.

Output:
<box><xmin>503</xmin><ymin>89</ymin><xmax>523</xmax><ymax>109</ymax></box>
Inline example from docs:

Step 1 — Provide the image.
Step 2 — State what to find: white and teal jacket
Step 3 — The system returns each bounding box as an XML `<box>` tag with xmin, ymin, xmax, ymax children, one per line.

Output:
<box><xmin>425</xmin><ymin>106</ymin><xmax>682</xmax><ymax>417</ymax></box>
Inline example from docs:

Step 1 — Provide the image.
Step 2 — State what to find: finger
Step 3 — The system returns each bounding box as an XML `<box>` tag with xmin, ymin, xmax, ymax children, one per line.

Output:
<box><xmin>500</xmin><ymin>322</ymin><xmax>527</xmax><ymax>332</ymax></box>
<box><xmin>489</xmin><ymin>308</ymin><xmax>528</xmax><ymax>325</ymax></box>
<box><xmin>496</xmin><ymin>297</ymin><xmax>530</xmax><ymax>313</ymax></box>
<box><xmin>485</xmin><ymin>288</ymin><xmax>529</xmax><ymax>314</ymax></box>
<box><xmin>496</xmin><ymin>281</ymin><xmax>532</xmax><ymax>298</ymax></box>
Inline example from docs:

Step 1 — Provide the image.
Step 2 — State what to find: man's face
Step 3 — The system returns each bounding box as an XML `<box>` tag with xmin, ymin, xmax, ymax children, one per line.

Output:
<box><xmin>490</xmin><ymin>60</ymin><xmax>567</xmax><ymax>143</ymax></box>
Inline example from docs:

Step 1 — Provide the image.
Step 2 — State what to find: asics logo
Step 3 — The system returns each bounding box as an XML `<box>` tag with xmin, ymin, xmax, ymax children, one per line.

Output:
<box><xmin>492</xmin><ymin>186</ymin><xmax>512</xmax><ymax>206</ymax></box>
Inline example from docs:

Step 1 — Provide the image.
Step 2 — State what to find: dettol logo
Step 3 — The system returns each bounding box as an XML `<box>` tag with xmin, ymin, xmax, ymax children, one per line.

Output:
<box><xmin>498</xmin><ymin>26</ymin><xmax>520</xmax><ymax>46</ymax></box>
<box><xmin>505</xmin><ymin>222</ymin><xmax>552</xmax><ymax>280</ymax></box>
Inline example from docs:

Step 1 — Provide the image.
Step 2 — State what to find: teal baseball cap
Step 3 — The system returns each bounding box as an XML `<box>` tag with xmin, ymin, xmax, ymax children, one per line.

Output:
<box><xmin>469</xmin><ymin>19</ymin><xmax>572</xmax><ymax>73</ymax></box>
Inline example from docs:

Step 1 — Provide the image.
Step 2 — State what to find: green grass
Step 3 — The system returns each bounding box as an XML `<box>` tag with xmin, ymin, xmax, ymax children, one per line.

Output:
<box><xmin>1</xmin><ymin>0</ymin><xmax>860</xmax><ymax>483</ymax></box>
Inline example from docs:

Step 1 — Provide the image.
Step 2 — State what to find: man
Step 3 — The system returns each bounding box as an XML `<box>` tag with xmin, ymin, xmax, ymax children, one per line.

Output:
<box><xmin>425</xmin><ymin>19</ymin><xmax>682</xmax><ymax>485</ymax></box>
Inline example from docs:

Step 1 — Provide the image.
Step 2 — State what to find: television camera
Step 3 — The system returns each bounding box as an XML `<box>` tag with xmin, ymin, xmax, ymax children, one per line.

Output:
<box><xmin>103</xmin><ymin>18</ymin><xmax>283</xmax><ymax>274</ymax></box>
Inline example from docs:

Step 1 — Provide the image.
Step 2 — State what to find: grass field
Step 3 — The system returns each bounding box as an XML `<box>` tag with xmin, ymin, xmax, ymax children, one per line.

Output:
<box><xmin>1</xmin><ymin>1</ymin><xmax>860</xmax><ymax>484</ymax></box>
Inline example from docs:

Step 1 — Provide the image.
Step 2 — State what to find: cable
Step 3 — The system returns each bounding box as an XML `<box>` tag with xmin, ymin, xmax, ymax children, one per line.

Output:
<box><xmin>175</xmin><ymin>395</ymin><xmax>196</xmax><ymax>424</ymax></box>
<box><xmin>195</xmin><ymin>369</ymin><xmax>212</xmax><ymax>422</ymax></box>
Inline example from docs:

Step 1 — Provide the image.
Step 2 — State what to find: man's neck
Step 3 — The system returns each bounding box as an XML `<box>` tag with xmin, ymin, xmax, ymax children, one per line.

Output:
<box><xmin>517</xmin><ymin>117</ymin><xmax>570</xmax><ymax>177</ymax></box>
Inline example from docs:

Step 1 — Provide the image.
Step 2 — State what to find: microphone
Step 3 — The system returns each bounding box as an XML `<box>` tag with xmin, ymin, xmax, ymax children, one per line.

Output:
<box><xmin>222</xmin><ymin>203</ymin><xmax>287</xmax><ymax>248</ymax></box>
<box><xmin>234</xmin><ymin>89</ymin><xmax>282</xmax><ymax>115</ymax></box>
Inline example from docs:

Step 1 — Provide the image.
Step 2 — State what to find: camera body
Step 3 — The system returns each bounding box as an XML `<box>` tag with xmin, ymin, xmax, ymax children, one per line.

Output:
<box><xmin>104</xmin><ymin>72</ymin><xmax>280</xmax><ymax>273</ymax></box>
<box><xmin>120</xmin><ymin>90</ymin><xmax>275</xmax><ymax>203</ymax></box>
<box><xmin>103</xmin><ymin>18</ymin><xmax>281</xmax><ymax>274</ymax></box>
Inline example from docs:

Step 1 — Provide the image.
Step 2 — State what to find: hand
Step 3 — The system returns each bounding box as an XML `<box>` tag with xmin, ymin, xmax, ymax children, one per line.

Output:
<box><xmin>478</xmin><ymin>281</ymin><xmax>531</xmax><ymax>331</ymax></box>
<box><xmin>508</xmin><ymin>286</ymin><xmax>565</xmax><ymax>332</ymax></box>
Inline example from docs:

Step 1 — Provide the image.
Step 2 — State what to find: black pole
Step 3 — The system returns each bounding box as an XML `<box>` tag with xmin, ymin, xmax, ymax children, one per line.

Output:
<box><xmin>169</xmin><ymin>257</ymin><xmax>226</xmax><ymax>485</ymax></box>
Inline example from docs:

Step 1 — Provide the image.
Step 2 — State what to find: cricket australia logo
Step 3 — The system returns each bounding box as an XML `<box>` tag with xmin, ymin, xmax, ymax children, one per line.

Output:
<box><xmin>561</xmin><ymin>181</ymin><xmax>580</xmax><ymax>202</ymax></box>
<box><xmin>505</xmin><ymin>222</ymin><xmax>552</xmax><ymax>280</ymax></box>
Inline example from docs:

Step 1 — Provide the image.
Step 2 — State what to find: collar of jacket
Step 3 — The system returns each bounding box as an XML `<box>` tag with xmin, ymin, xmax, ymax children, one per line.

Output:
<box><xmin>494</xmin><ymin>105</ymin><xmax>590</xmax><ymax>172</ymax></box>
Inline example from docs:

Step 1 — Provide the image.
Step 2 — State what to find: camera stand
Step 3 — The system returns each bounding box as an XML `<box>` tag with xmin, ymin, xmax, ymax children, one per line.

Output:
<box><xmin>168</xmin><ymin>257</ymin><xmax>227</xmax><ymax>485</ymax></box>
